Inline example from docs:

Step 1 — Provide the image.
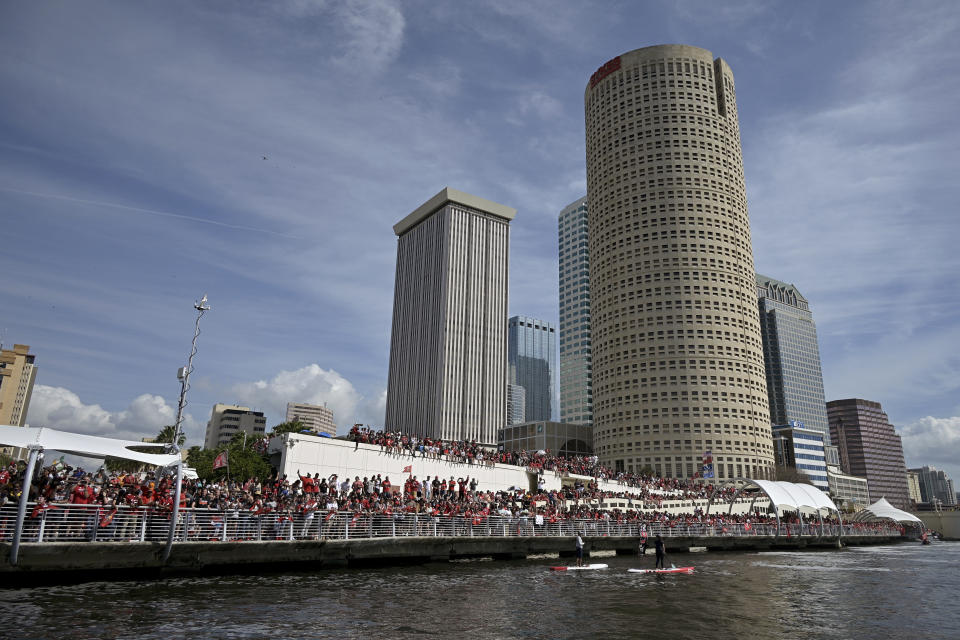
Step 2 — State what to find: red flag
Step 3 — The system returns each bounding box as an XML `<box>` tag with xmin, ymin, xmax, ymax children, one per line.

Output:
<box><xmin>402</xmin><ymin>465</ymin><xmax>412</xmax><ymax>474</ymax></box>
<box><xmin>350</xmin><ymin>514</ymin><xmax>360</xmax><ymax>527</ymax></box>
<box><xmin>100</xmin><ymin>508</ymin><xmax>118</xmax><ymax>528</ymax></box>
<box><xmin>744</xmin><ymin>523</ymin><xmax>752</xmax><ymax>532</ymax></box>
<box><xmin>325</xmin><ymin>510</ymin><xmax>336</xmax><ymax>521</ymax></box>
<box><xmin>213</xmin><ymin>451</ymin><xmax>228</xmax><ymax>470</ymax></box>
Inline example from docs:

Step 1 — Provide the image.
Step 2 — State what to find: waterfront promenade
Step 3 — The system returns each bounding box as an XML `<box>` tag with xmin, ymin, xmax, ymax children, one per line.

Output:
<box><xmin>0</xmin><ymin>505</ymin><xmax>903</xmax><ymax>582</ymax></box>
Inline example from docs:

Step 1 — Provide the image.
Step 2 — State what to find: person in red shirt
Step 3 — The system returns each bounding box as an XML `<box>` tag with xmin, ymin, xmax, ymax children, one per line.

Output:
<box><xmin>381</xmin><ymin>477</ymin><xmax>392</xmax><ymax>495</ymax></box>
<box><xmin>71</xmin><ymin>480</ymin><xmax>90</xmax><ymax>504</ymax></box>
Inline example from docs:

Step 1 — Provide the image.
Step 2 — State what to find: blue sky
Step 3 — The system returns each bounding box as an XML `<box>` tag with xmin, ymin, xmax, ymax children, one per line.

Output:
<box><xmin>2</xmin><ymin>1</ymin><xmax>958</xmax><ymax>481</ymax></box>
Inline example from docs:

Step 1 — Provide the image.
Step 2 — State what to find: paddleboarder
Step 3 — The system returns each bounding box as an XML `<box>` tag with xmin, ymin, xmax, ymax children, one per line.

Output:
<box><xmin>575</xmin><ymin>532</ymin><xmax>584</xmax><ymax>567</ymax></box>
<box><xmin>654</xmin><ymin>535</ymin><xmax>665</xmax><ymax>570</ymax></box>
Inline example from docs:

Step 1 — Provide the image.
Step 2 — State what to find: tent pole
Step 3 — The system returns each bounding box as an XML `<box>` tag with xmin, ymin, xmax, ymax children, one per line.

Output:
<box><xmin>10</xmin><ymin>445</ymin><xmax>41</xmax><ymax>566</ymax></box>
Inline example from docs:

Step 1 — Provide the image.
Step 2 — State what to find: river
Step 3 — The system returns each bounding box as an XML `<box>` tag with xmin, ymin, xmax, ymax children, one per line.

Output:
<box><xmin>1</xmin><ymin>541</ymin><xmax>956</xmax><ymax>639</ymax></box>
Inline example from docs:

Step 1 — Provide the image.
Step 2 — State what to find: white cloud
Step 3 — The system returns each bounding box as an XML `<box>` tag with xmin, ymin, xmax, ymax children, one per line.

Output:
<box><xmin>331</xmin><ymin>0</ymin><xmax>405</xmax><ymax>71</ymax></box>
<box><xmin>901</xmin><ymin>416</ymin><xmax>960</xmax><ymax>481</ymax></box>
<box><xmin>506</xmin><ymin>90</ymin><xmax>563</xmax><ymax>126</ymax></box>
<box><xmin>231</xmin><ymin>364</ymin><xmax>384</xmax><ymax>433</ymax></box>
<box><xmin>25</xmin><ymin>385</ymin><xmax>202</xmax><ymax>445</ymax></box>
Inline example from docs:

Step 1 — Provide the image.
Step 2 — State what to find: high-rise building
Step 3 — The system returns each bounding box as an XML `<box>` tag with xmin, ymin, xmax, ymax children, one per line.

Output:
<box><xmin>772</xmin><ymin>423</ymin><xmax>828</xmax><ymax>491</ymax></box>
<box><xmin>584</xmin><ymin>44</ymin><xmax>774</xmax><ymax>479</ymax></box>
<box><xmin>907</xmin><ymin>470</ymin><xmax>923</xmax><ymax>505</ymax></box>
<box><xmin>508</xmin><ymin>315</ymin><xmax>556</xmax><ymax>422</ymax></box>
<box><xmin>0</xmin><ymin>344</ymin><xmax>38</xmax><ymax>460</ymax></box>
<box><xmin>558</xmin><ymin>196</ymin><xmax>593</xmax><ymax>426</ymax></box>
<box><xmin>384</xmin><ymin>187</ymin><xmax>515</xmax><ymax>445</ymax></box>
<box><xmin>827</xmin><ymin>398</ymin><xmax>910</xmax><ymax>509</ymax></box>
<box><xmin>506</xmin><ymin>384</ymin><xmax>526</xmax><ymax>426</ymax></box>
<box><xmin>285</xmin><ymin>402</ymin><xmax>336</xmax><ymax>437</ymax></box>
<box><xmin>909</xmin><ymin>465</ymin><xmax>957</xmax><ymax>507</ymax></box>
<box><xmin>757</xmin><ymin>275</ymin><xmax>830</xmax><ymax>444</ymax></box>
<box><xmin>204</xmin><ymin>403</ymin><xmax>267</xmax><ymax>449</ymax></box>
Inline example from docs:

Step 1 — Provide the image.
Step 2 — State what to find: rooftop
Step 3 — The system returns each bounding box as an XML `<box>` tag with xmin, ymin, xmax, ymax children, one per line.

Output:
<box><xmin>393</xmin><ymin>187</ymin><xmax>516</xmax><ymax>236</ymax></box>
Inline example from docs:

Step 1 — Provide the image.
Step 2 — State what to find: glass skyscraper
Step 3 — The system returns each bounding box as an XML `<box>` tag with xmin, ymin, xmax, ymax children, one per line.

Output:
<box><xmin>828</xmin><ymin>398</ymin><xmax>910</xmax><ymax>509</ymax></box>
<box><xmin>508</xmin><ymin>315</ymin><xmax>557</xmax><ymax>423</ymax></box>
<box><xmin>558</xmin><ymin>196</ymin><xmax>592</xmax><ymax>426</ymax></box>
<box><xmin>757</xmin><ymin>274</ymin><xmax>830</xmax><ymax>445</ymax></box>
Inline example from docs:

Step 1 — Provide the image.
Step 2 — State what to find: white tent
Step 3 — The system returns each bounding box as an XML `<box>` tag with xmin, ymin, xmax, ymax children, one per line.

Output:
<box><xmin>751</xmin><ymin>479</ymin><xmax>839</xmax><ymax>514</ymax></box>
<box><xmin>0</xmin><ymin>424</ymin><xmax>180</xmax><ymax>467</ymax></box>
<box><xmin>852</xmin><ymin>497</ymin><xmax>923</xmax><ymax>524</ymax></box>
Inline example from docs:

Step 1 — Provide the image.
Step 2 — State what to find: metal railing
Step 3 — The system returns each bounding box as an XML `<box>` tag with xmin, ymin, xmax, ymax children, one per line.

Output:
<box><xmin>0</xmin><ymin>503</ymin><xmax>903</xmax><ymax>545</ymax></box>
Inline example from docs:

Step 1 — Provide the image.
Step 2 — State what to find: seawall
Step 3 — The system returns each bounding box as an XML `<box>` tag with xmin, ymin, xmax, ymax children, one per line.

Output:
<box><xmin>0</xmin><ymin>534</ymin><xmax>902</xmax><ymax>585</ymax></box>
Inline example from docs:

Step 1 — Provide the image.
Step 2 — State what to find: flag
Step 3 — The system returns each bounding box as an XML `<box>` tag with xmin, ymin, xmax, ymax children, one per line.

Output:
<box><xmin>100</xmin><ymin>508</ymin><xmax>118</xmax><ymax>528</ymax></box>
<box><xmin>213</xmin><ymin>451</ymin><xmax>228</xmax><ymax>470</ymax></box>
<box><xmin>325</xmin><ymin>510</ymin><xmax>337</xmax><ymax>522</ymax></box>
<box><xmin>743</xmin><ymin>523</ymin><xmax>752</xmax><ymax>532</ymax></box>
<box><xmin>402</xmin><ymin>465</ymin><xmax>412</xmax><ymax>474</ymax></box>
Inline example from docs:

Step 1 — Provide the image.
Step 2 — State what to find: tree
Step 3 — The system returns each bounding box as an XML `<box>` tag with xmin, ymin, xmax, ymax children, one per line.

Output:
<box><xmin>155</xmin><ymin>424</ymin><xmax>186</xmax><ymax>448</ymax></box>
<box><xmin>269</xmin><ymin>420</ymin><xmax>306</xmax><ymax>437</ymax></box>
<box><xmin>187</xmin><ymin>432</ymin><xmax>271</xmax><ymax>482</ymax></box>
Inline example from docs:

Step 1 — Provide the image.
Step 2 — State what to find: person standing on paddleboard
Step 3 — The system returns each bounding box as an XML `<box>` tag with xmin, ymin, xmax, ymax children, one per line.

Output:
<box><xmin>654</xmin><ymin>535</ymin><xmax>666</xmax><ymax>570</ymax></box>
<box><xmin>575</xmin><ymin>532</ymin><xmax>584</xmax><ymax>567</ymax></box>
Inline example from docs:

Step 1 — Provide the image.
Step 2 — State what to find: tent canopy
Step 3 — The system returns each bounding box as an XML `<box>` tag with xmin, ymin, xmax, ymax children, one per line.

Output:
<box><xmin>0</xmin><ymin>424</ymin><xmax>181</xmax><ymax>467</ymax></box>
<box><xmin>748</xmin><ymin>479</ymin><xmax>839</xmax><ymax>514</ymax></box>
<box><xmin>852</xmin><ymin>497</ymin><xmax>923</xmax><ymax>524</ymax></box>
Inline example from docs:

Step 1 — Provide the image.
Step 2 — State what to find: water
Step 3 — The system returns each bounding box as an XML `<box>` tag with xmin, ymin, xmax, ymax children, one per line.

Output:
<box><xmin>1</xmin><ymin>542</ymin><xmax>957</xmax><ymax>640</ymax></box>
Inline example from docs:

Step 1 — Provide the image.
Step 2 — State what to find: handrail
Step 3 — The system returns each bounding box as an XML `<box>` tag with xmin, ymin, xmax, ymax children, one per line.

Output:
<box><xmin>0</xmin><ymin>503</ymin><xmax>904</xmax><ymax>547</ymax></box>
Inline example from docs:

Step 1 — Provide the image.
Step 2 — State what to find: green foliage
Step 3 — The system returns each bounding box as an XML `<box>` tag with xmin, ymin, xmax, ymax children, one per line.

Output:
<box><xmin>269</xmin><ymin>420</ymin><xmax>305</xmax><ymax>436</ymax></box>
<box><xmin>187</xmin><ymin>433</ymin><xmax>271</xmax><ymax>482</ymax></box>
<box><xmin>155</xmin><ymin>424</ymin><xmax>186</xmax><ymax>447</ymax></box>
<box><xmin>186</xmin><ymin>446</ymin><xmax>214</xmax><ymax>478</ymax></box>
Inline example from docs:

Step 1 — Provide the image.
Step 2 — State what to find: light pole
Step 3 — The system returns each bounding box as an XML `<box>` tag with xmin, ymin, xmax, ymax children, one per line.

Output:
<box><xmin>164</xmin><ymin>294</ymin><xmax>210</xmax><ymax>562</ymax></box>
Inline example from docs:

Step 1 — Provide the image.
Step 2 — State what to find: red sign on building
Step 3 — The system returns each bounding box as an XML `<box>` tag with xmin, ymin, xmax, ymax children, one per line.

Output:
<box><xmin>590</xmin><ymin>56</ymin><xmax>622</xmax><ymax>88</ymax></box>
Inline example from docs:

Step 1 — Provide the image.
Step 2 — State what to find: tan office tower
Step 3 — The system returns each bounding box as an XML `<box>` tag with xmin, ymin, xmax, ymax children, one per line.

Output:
<box><xmin>584</xmin><ymin>44</ymin><xmax>774</xmax><ymax>480</ymax></box>
<box><xmin>285</xmin><ymin>402</ymin><xmax>336</xmax><ymax>437</ymax></box>
<box><xmin>0</xmin><ymin>344</ymin><xmax>38</xmax><ymax>460</ymax></box>
<box><xmin>385</xmin><ymin>187</ymin><xmax>515</xmax><ymax>446</ymax></box>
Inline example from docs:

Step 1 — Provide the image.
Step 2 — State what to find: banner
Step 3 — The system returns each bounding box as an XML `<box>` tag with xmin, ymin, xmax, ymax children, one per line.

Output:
<box><xmin>701</xmin><ymin>450</ymin><xmax>714</xmax><ymax>479</ymax></box>
<box><xmin>213</xmin><ymin>450</ymin><xmax>228</xmax><ymax>470</ymax></box>
<box><xmin>402</xmin><ymin>465</ymin><xmax>412</xmax><ymax>473</ymax></box>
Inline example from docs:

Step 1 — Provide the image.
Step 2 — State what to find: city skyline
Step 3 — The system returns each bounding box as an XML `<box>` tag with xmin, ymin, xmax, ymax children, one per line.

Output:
<box><xmin>1</xmin><ymin>2</ymin><xmax>958</xmax><ymax>480</ymax></box>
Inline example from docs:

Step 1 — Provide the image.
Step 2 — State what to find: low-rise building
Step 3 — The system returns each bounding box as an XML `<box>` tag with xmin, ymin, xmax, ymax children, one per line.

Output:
<box><xmin>826</xmin><ymin>465</ymin><xmax>870</xmax><ymax>510</ymax></box>
<box><xmin>498</xmin><ymin>421</ymin><xmax>592</xmax><ymax>458</ymax></box>
<box><xmin>204</xmin><ymin>403</ymin><xmax>267</xmax><ymax>449</ymax></box>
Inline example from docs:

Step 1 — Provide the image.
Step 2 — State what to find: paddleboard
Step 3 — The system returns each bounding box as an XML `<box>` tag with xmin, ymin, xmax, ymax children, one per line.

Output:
<box><xmin>628</xmin><ymin>566</ymin><xmax>694</xmax><ymax>575</ymax></box>
<box><xmin>549</xmin><ymin>563</ymin><xmax>609</xmax><ymax>571</ymax></box>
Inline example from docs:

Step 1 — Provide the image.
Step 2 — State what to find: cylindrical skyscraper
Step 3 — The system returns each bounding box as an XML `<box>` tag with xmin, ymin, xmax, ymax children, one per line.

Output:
<box><xmin>584</xmin><ymin>44</ymin><xmax>774</xmax><ymax>480</ymax></box>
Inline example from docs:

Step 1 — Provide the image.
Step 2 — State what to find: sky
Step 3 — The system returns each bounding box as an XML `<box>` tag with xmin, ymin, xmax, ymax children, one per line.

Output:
<box><xmin>1</xmin><ymin>1</ymin><xmax>958</xmax><ymax>482</ymax></box>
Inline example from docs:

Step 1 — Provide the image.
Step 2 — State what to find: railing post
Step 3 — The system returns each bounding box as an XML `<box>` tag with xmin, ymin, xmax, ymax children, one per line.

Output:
<box><xmin>37</xmin><ymin>511</ymin><xmax>46</xmax><ymax>543</ymax></box>
<box><xmin>288</xmin><ymin>517</ymin><xmax>294</xmax><ymax>541</ymax></box>
<box><xmin>391</xmin><ymin>518</ymin><xmax>396</xmax><ymax>537</ymax></box>
<box><xmin>139</xmin><ymin>511</ymin><xmax>147</xmax><ymax>542</ymax></box>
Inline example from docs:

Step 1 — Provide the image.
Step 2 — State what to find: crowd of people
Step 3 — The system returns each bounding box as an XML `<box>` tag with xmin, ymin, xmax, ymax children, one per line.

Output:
<box><xmin>0</xmin><ymin>442</ymin><xmax>906</xmax><ymax>543</ymax></box>
<box><xmin>348</xmin><ymin>426</ymin><xmax>739</xmax><ymax>505</ymax></box>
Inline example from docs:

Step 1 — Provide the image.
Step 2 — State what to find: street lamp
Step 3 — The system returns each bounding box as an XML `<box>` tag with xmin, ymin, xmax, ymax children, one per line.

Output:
<box><xmin>164</xmin><ymin>294</ymin><xmax>210</xmax><ymax>562</ymax></box>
